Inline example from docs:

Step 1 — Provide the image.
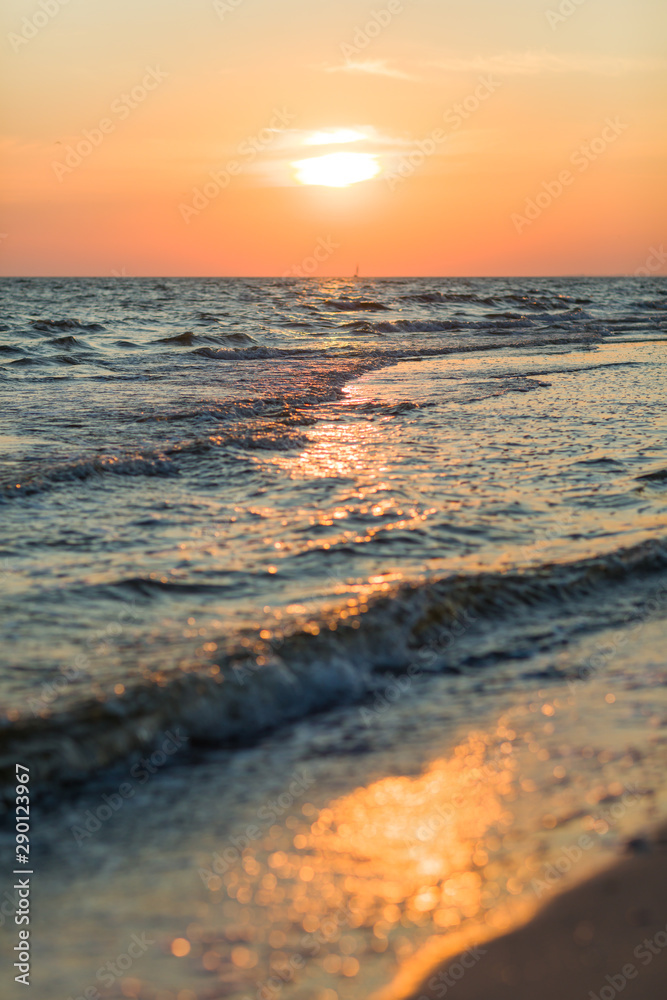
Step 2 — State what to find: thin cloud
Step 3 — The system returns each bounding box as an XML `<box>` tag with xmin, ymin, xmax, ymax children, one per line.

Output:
<box><xmin>320</xmin><ymin>52</ymin><xmax>665</xmax><ymax>82</ymax></box>
<box><xmin>322</xmin><ymin>60</ymin><xmax>420</xmax><ymax>81</ymax></box>
<box><xmin>427</xmin><ymin>51</ymin><xmax>667</xmax><ymax>76</ymax></box>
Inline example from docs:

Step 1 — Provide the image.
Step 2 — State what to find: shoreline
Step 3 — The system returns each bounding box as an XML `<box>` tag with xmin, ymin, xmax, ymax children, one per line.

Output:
<box><xmin>384</xmin><ymin>826</ymin><xmax>667</xmax><ymax>1000</ymax></box>
<box><xmin>2</xmin><ymin>532</ymin><xmax>666</xmax><ymax>814</ymax></box>
<box><xmin>4</xmin><ymin>603</ymin><xmax>666</xmax><ymax>998</ymax></box>
<box><xmin>1</xmin><ymin>281</ymin><xmax>666</xmax><ymax>999</ymax></box>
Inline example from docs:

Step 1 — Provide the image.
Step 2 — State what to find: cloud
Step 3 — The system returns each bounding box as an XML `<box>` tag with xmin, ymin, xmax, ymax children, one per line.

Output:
<box><xmin>322</xmin><ymin>59</ymin><xmax>420</xmax><ymax>81</ymax></box>
<box><xmin>426</xmin><ymin>51</ymin><xmax>666</xmax><ymax>76</ymax></box>
<box><xmin>320</xmin><ymin>52</ymin><xmax>665</xmax><ymax>82</ymax></box>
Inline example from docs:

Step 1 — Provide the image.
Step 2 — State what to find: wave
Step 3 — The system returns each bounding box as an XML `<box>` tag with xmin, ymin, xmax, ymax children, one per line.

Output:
<box><xmin>31</xmin><ymin>318</ymin><xmax>106</xmax><ymax>333</ymax></box>
<box><xmin>195</xmin><ymin>311</ymin><xmax>230</xmax><ymax>322</ymax></box>
<box><xmin>502</xmin><ymin>294</ymin><xmax>571</xmax><ymax>312</ymax></box>
<box><xmin>341</xmin><ymin>320</ymin><xmax>380</xmax><ymax>334</ymax></box>
<box><xmin>631</xmin><ymin>299</ymin><xmax>667</xmax><ymax>312</ymax></box>
<box><xmin>7</xmin><ymin>353</ymin><xmax>96</xmax><ymax>368</ymax></box>
<box><xmin>637</xmin><ymin>467</ymin><xmax>667</xmax><ymax>484</ymax></box>
<box><xmin>373</xmin><ymin>317</ymin><xmax>539</xmax><ymax>334</ymax></box>
<box><xmin>397</xmin><ymin>292</ymin><xmax>593</xmax><ymax>311</ymax></box>
<box><xmin>324</xmin><ymin>298</ymin><xmax>390</xmax><ymax>311</ymax></box>
<box><xmin>154</xmin><ymin>331</ymin><xmax>257</xmax><ymax>347</ymax></box>
<box><xmin>193</xmin><ymin>330</ymin><xmax>605</xmax><ymax>370</ymax></box>
<box><xmin>1</xmin><ymin>453</ymin><xmax>179</xmax><ymax>496</ymax></box>
<box><xmin>2</xmin><ymin>536</ymin><xmax>665</xmax><ymax>808</ymax></box>
<box><xmin>8</xmin><ymin>356</ymin><xmax>67</xmax><ymax>367</ymax></box>
<box><xmin>193</xmin><ymin>345</ymin><xmax>314</xmax><ymax>360</ymax></box>
<box><xmin>154</xmin><ymin>331</ymin><xmax>199</xmax><ymax>346</ymax></box>
<box><xmin>399</xmin><ymin>292</ymin><xmax>497</xmax><ymax>306</ymax></box>
<box><xmin>375</xmin><ymin>319</ymin><xmax>467</xmax><ymax>333</ymax></box>
<box><xmin>46</xmin><ymin>335</ymin><xmax>96</xmax><ymax>350</ymax></box>
<box><xmin>399</xmin><ymin>291</ymin><xmax>450</xmax><ymax>304</ymax></box>
<box><xmin>48</xmin><ymin>335</ymin><xmax>81</xmax><ymax>347</ymax></box>
<box><xmin>0</xmin><ymin>425</ymin><xmax>309</xmax><ymax>498</ymax></box>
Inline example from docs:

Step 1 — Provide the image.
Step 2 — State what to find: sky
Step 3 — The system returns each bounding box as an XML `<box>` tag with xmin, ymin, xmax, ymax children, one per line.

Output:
<box><xmin>1</xmin><ymin>0</ymin><xmax>665</xmax><ymax>276</ymax></box>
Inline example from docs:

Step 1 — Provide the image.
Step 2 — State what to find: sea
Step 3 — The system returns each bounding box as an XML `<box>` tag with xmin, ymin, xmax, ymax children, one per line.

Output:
<box><xmin>1</xmin><ymin>276</ymin><xmax>666</xmax><ymax>1000</ymax></box>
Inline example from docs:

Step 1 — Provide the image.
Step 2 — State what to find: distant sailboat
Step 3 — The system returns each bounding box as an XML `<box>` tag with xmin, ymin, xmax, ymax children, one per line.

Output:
<box><xmin>353</xmin><ymin>264</ymin><xmax>360</xmax><ymax>279</ymax></box>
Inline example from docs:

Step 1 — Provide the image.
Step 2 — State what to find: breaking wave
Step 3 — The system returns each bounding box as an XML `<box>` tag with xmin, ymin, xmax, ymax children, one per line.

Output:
<box><xmin>2</xmin><ymin>536</ymin><xmax>665</xmax><ymax>807</ymax></box>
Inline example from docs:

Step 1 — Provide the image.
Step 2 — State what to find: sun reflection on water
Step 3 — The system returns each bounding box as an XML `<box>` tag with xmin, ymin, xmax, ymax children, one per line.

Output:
<box><xmin>303</xmin><ymin>732</ymin><xmax>517</xmax><ymax>933</ymax></box>
<box><xmin>192</xmin><ymin>729</ymin><xmax>543</xmax><ymax>998</ymax></box>
<box><xmin>281</xmin><ymin>421</ymin><xmax>385</xmax><ymax>481</ymax></box>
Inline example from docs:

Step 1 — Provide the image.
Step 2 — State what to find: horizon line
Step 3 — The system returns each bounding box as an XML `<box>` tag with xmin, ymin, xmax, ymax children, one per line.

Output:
<box><xmin>0</xmin><ymin>273</ymin><xmax>662</xmax><ymax>280</ymax></box>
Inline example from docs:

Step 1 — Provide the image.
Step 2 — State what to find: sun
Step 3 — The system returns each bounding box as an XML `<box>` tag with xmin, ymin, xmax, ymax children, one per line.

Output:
<box><xmin>292</xmin><ymin>152</ymin><xmax>380</xmax><ymax>188</ymax></box>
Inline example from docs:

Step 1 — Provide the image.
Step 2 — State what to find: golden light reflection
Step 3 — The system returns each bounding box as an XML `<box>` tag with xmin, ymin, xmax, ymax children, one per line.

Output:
<box><xmin>200</xmin><ymin>725</ymin><xmax>562</xmax><ymax>997</ymax></box>
<box><xmin>305</xmin><ymin>732</ymin><xmax>515</xmax><ymax>928</ymax></box>
<box><xmin>279</xmin><ymin>421</ymin><xmax>381</xmax><ymax>481</ymax></box>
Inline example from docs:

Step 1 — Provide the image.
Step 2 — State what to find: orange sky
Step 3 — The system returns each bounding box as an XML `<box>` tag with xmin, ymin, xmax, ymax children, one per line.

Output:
<box><xmin>1</xmin><ymin>0</ymin><xmax>665</xmax><ymax>276</ymax></box>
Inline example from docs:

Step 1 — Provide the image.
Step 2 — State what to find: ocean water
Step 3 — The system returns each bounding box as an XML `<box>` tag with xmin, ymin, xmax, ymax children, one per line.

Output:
<box><xmin>1</xmin><ymin>276</ymin><xmax>666</xmax><ymax>776</ymax></box>
<box><xmin>1</xmin><ymin>277</ymin><xmax>667</xmax><ymax>999</ymax></box>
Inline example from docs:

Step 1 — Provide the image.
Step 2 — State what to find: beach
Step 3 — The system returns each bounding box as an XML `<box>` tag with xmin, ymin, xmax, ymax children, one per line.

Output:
<box><xmin>394</xmin><ymin>826</ymin><xmax>667</xmax><ymax>1000</ymax></box>
<box><xmin>1</xmin><ymin>276</ymin><xmax>666</xmax><ymax>998</ymax></box>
